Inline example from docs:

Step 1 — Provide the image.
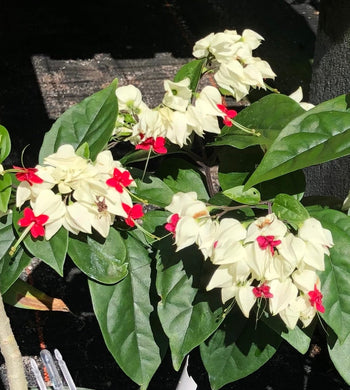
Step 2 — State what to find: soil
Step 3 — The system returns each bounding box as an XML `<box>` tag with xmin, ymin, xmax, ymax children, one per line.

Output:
<box><xmin>1</xmin><ymin>1</ymin><xmax>350</xmax><ymax>389</ymax></box>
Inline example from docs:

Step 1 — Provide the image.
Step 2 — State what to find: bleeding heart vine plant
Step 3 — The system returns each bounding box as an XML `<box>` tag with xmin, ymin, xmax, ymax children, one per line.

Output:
<box><xmin>1</xmin><ymin>28</ymin><xmax>350</xmax><ymax>390</ymax></box>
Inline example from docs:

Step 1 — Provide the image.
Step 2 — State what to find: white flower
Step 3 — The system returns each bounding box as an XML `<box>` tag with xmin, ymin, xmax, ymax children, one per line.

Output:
<box><xmin>159</xmin><ymin>107</ymin><xmax>191</xmax><ymax>147</ymax></box>
<box><xmin>269</xmin><ymin>278</ymin><xmax>298</xmax><ymax>316</ymax></box>
<box><xmin>63</xmin><ymin>202</ymin><xmax>92</xmax><ymax>235</ymax></box>
<box><xmin>243</xmin><ymin>57</ymin><xmax>276</xmax><ymax>89</ymax></box>
<box><xmin>207</xmin><ymin>30</ymin><xmax>241</xmax><ymax>63</ymax></box>
<box><xmin>116</xmin><ymin>85</ymin><xmax>144</xmax><ymax>111</ymax></box>
<box><xmin>233</xmin><ymin>283</ymin><xmax>256</xmax><ymax>318</ymax></box>
<box><xmin>214</xmin><ymin>61</ymin><xmax>250</xmax><ymax>102</ymax></box>
<box><xmin>165</xmin><ymin>192</ymin><xmax>208</xmax><ymax>217</ymax></box>
<box><xmin>186</xmin><ymin>86</ymin><xmax>223</xmax><ymax>137</ymax></box>
<box><xmin>298</xmin><ymin>217</ymin><xmax>333</xmax><ymax>270</ymax></box>
<box><xmin>192</xmin><ymin>32</ymin><xmax>215</xmax><ymax>58</ymax></box>
<box><xmin>241</xmin><ymin>29</ymin><xmax>264</xmax><ymax>50</ymax></box>
<box><xmin>31</xmin><ymin>189</ymin><xmax>66</xmax><ymax>240</ymax></box>
<box><xmin>292</xmin><ymin>268</ymin><xmax>318</xmax><ymax>293</ymax></box>
<box><xmin>245</xmin><ymin>213</ymin><xmax>287</xmax><ymax>243</ymax></box>
<box><xmin>162</xmin><ymin>78</ymin><xmax>192</xmax><ymax>112</ymax></box>
<box><xmin>289</xmin><ymin>87</ymin><xmax>315</xmax><ymax>111</ymax></box>
<box><xmin>210</xmin><ymin>218</ymin><xmax>247</xmax><ymax>265</ymax></box>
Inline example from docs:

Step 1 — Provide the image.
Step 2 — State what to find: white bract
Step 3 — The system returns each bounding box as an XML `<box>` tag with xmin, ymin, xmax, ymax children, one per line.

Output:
<box><xmin>16</xmin><ymin>145</ymin><xmax>137</xmax><ymax>238</ymax></box>
<box><xmin>192</xmin><ymin>29</ymin><xmax>276</xmax><ymax>101</ymax></box>
<box><xmin>165</xmin><ymin>194</ymin><xmax>332</xmax><ymax>329</ymax></box>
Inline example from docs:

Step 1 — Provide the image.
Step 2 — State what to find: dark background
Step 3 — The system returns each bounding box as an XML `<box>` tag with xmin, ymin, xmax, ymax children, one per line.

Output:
<box><xmin>2</xmin><ymin>1</ymin><xmax>349</xmax><ymax>389</ymax></box>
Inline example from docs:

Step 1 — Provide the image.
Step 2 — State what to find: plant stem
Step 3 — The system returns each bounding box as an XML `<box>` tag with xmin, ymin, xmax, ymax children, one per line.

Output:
<box><xmin>0</xmin><ymin>291</ymin><xmax>27</xmax><ymax>389</ymax></box>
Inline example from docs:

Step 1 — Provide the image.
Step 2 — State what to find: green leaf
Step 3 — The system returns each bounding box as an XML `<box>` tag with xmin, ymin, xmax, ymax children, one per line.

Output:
<box><xmin>157</xmin><ymin>158</ymin><xmax>209</xmax><ymax>201</ymax></box>
<box><xmin>272</xmin><ymin>193</ymin><xmax>309</xmax><ymax>228</ymax></box>
<box><xmin>211</xmin><ymin>94</ymin><xmax>305</xmax><ymax>150</ymax></box>
<box><xmin>133</xmin><ymin>176</ymin><xmax>175</xmax><ymax>208</ymax></box>
<box><xmin>0</xmin><ymin>125</ymin><xmax>11</xmax><ymax>163</ymax></box>
<box><xmin>200</xmin><ymin>309</ymin><xmax>281</xmax><ymax>390</ymax></box>
<box><xmin>68</xmin><ymin>228</ymin><xmax>128</xmax><ymax>284</ymax></box>
<box><xmin>75</xmin><ymin>142</ymin><xmax>90</xmax><ymax>158</ymax></box>
<box><xmin>328</xmin><ymin>327</ymin><xmax>350</xmax><ymax>385</ymax></box>
<box><xmin>262</xmin><ymin>313</ymin><xmax>313</xmax><ymax>354</ymax></box>
<box><xmin>39</xmin><ymin>79</ymin><xmax>118</xmax><ymax>162</ymax></box>
<box><xmin>156</xmin><ymin>238</ymin><xmax>225</xmax><ymax>370</ymax></box>
<box><xmin>12</xmin><ymin>209</ymin><xmax>68</xmax><ymax>277</ymax></box>
<box><xmin>309</xmin><ymin>208</ymin><xmax>350</xmax><ymax>343</ymax></box>
<box><xmin>223</xmin><ymin>185</ymin><xmax>261</xmax><ymax>205</ymax></box>
<box><xmin>304</xmin><ymin>92</ymin><xmax>350</xmax><ymax>113</ymax></box>
<box><xmin>0</xmin><ymin>238</ymin><xmax>32</xmax><ymax>295</ymax></box>
<box><xmin>0</xmin><ymin>213</ymin><xmax>32</xmax><ymax>293</ymax></box>
<box><xmin>89</xmin><ymin>234</ymin><xmax>166</xmax><ymax>389</ymax></box>
<box><xmin>218</xmin><ymin>172</ymin><xmax>250</xmax><ymax>191</ymax></box>
<box><xmin>245</xmin><ymin>109</ymin><xmax>350</xmax><ymax>189</ymax></box>
<box><xmin>0</xmin><ymin>173</ymin><xmax>12</xmax><ymax>213</ymax></box>
<box><xmin>174</xmin><ymin>58</ymin><xmax>206</xmax><ymax>92</ymax></box>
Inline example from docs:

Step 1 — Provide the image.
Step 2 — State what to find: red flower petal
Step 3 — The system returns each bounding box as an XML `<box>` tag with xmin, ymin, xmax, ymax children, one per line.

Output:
<box><xmin>106</xmin><ymin>168</ymin><xmax>132</xmax><ymax>192</ymax></box>
<box><xmin>13</xmin><ymin>166</ymin><xmax>43</xmax><ymax>186</ymax></box>
<box><xmin>308</xmin><ymin>284</ymin><xmax>325</xmax><ymax>313</ymax></box>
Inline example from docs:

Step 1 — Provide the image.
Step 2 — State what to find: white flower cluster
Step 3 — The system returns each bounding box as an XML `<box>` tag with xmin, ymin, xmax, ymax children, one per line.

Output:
<box><xmin>16</xmin><ymin>145</ymin><xmax>140</xmax><ymax>239</ymax></box>
<box><xmin>192</xmin><ymin>29</ymin><xmax>276</xmax><ymax>102</ymax></box>
<box><xmin>165</xmin><ymin>192</ymin><xmax>334</xmax><ymax>329</ymax></box>
<box><xmin>113</xmin><ymin>80</ymin><xmax>233</xmax><ymax>149</ymax></box>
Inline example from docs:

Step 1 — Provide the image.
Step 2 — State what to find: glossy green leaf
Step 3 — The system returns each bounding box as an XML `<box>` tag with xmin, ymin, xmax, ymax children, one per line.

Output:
<box><xmin>39</xmin><ymin>79</ymin><xmax>118</xmax><ymax>162</ymax></box>
<box><xmin>218</xmin><ymin>172</ymin><xmax>250</xmax><ymax>191</ymax></box>
<box><xmin>157</xmin><ymin>158</ymin><xmax>209</xmax><ymax>201</ymax></box>
<box><xmin>223</xmin><ymin>185</ymin><xmax>261</xmax><ymax>205</ymax></box>
<box><xmin>174</xmin><ymin>58</ymin><xmax>206</xmax><ymax>92</ymax></box>
<box><xmin>303</xmin><ymin>93</ymin><xmax>350</xmax><ymax>114</ymax></box>
<box><xmin>0</xmin><ymin>125</ymin><xmax>11</xmax><ymax>163</ymax></box>
<box><xmin>245</xmin><ymin>109</ymin><xmax>350</xmax><ymax>189</ymax></box>
<box><xmin>211</xmin><ymin>94</ymin><xmax>305</xmax><ymax>150</ymax></box>
<box><xmin>328</xmin><ymin>328</ymin><xmax>350</xmax><ymax>385</ymax></box>
<box><xmin>309</xmin><ymin>208</ymin><xmax>350</xmax><ymax>343</ymax></box>
<box><xmin>0</xmin><ymin>173</ymin><xmax>12</xmax><ymax>213</ymax></box>
<box><xmin>89</xmin><ymin>234</ymin><xmax>166</xmax><ymax>389</ymax></box>
<box><xmin>156</xmin><ymin>237</ymin><xmax>225</xmax><ymax>370</ymax></box>
<box><xmin>133</xmin><ymin>176</ymin><xmax>175</xmax><ymax>208</ymax></box>
<box><xmin>272</xmin><ymin>193</ymin><xmax>309</xmax><ymax>228</ymax></box>
<box><xmin>12</xmin><ymin>209</ymin><xmax>68</xmax><ymax>276</ymax></box>
<box><xmin>200</xmin><ymin>309</ymin><xmax>281</xmax><ymax>390</ymax></box>
<box><xmin>68</xmin><ymin>228</ymin><xmax>128</xmax><ymax>284</ymax></box>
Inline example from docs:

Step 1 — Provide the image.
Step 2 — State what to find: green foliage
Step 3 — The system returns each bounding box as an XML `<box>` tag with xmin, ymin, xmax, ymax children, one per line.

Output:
<box><xmin>0</xmin><ymin>125</ymin><xmax>11</xmax><ymax>163</ymax></box>
<box><xmin>211</xmin><ymin>94</ymin><xmax>305</xmax><ymax>150</ymax></box>
<box><xmin>156</xmin><ymin>238</ymin><xmax>225</xmax><ymax>370</ymax></box>
<box><xmin>89</xmin><ymin>234</ymin><xmax>167</xmax><ymax>389</ymax></box>
<box><xmin>3</xmin><ymin>42</ymin><xmax>350</xmax><ymax>390</ymax></box>
<box><xmin>245</xmin><ymin>103</ymin><xmax>350</xmax><ymax>189</ymax></box>
<box><xmin>68</xmin><ymin>228</ymin><xmax>128</xmax><ymax>284</ymax></box>
<box><xmin>200</xmin><ymin>308</ymin><xmax>281</xmax><ymax>390</ymax></box>
<box><xmin>39</xmin><ymin>79</ymin><xmax>118</xmax><ymax>162</ymax></box>
<box><xmin>308</xmin><ymin>208</ymin><xmax>350</xmax><ymax>343</ymax></box>
<box><xmin>272</xmin><ymin>193</ymin><xmax>309</xmax><ymax>228</ymax></box>
<box><xmin>12</xmin><ymin>209</ymin><xmax>68</xmax><ymax>276</ymax></box>
<box><xmin>174</xmin><ymin>58</ymin><xmax>206</xmax><ymax>92</ymax></box>
<box><xmin>0</xmin><ymin>173</ymin><xmax>12</xmax><ymax>213</ymax></box>
<box><xmin>223</xmin><ymin>185</ymin><xmax>261</xmax><ymax>205</ymax></box>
